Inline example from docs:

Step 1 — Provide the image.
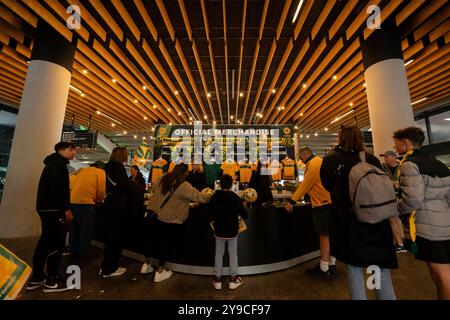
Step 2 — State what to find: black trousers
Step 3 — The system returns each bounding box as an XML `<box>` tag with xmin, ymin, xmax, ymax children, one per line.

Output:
<box><xmin>32</xmin><ymin>211</ymin><xmax>67</xmax><ymax>279</ymax></box>
<box><xmin>155</xmin><ymin>219</ymin><xmax>185</xmax><ymax>267</ymax></box>
<box><xmin>101</xmin><ymin>210</ymin><xmax>126</xmax><ymax>275</ymax></box>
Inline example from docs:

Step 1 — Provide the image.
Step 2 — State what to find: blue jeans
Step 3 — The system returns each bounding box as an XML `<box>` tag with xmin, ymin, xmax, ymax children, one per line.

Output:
<box><xmin>214</xmin><ymin>237</ymin><xmax>238</xmax><ymax>278</ymax></box>
<box><xmin>347</xmin><ymin>264</ymin><xmax>396</xmax><ymax>300</ymax></box>
<box><xmin>69</xmin><ymin>204</ymin><xmax>95</xmax><ymax>258</ymax></box>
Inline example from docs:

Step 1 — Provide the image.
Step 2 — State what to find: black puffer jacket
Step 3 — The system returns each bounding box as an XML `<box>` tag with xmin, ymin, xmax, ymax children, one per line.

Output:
<box><xmin>320</xmin><ymin>147</ymin><xmax>397</xmax><ymax>269</ymax></box>
<box><xmin>36</xmin><ymin>153</ymin><xmax>70</xmax><ymax>212</ymax></box>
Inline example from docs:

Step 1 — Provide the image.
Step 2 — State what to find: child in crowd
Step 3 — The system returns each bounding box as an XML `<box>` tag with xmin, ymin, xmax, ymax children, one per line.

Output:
<box><xmin>208</xmin><ymin>174</ymin><xmax>248</xmax><ymax>290</ymax></box>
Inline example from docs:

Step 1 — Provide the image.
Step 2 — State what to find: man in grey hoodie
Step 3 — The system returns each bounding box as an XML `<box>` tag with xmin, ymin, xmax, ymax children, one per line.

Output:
<box><xmin>394</xmin><ymin>127</ymin><xmax>450</xmax><ymax>300</ymax></box>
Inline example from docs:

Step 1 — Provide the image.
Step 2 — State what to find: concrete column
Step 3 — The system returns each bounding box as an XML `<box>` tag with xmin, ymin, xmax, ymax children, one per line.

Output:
<box><xmin>0</xmin><ymin>22</ymin><xmax>75</xmax><ymax>238</ymax></box>
<box><xmin>362</xmin><ymin>24</ymin><xmax>415</xmax><ymax>157</ymax></box>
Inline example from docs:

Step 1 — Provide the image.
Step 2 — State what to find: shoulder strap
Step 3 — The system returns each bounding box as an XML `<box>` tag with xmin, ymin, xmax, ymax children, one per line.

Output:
<box><xmin>107</xmin><ymin>174</ymin><xmax>117</xmax><ymax>186</ymax></box>
<box><xmin>359</xmin><ymin>151</ymin><xmax>366</xmax><ymax>163</ymax></box>
<box><xmin>159</xmin><ymin>183</ymin><xmax>182</xmax><ymax>210</ymax></box>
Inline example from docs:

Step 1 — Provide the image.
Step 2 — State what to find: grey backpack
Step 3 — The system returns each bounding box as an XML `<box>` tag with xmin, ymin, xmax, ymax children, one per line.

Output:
<box><xmin>349</xmin><ymin>152</ymin><xmax>399</xmax><ymax>224</ymax></box>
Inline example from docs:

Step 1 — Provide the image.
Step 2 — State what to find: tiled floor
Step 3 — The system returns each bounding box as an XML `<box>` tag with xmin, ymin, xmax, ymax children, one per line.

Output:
<box><xmin>1</xmin><ymin>237</ymin><xmax>437</xmax><ymax>300</ymax></box>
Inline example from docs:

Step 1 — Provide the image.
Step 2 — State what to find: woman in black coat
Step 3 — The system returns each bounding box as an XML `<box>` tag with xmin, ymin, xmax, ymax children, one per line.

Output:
<box><xmin>100</xmin><ymin>147</ymin><xmax>130</xmax><ymax>278</ymax></box>
<box><xmin>320</xmin><ymin>126</ymin><xmax>397</xmax><ymax>300</ymax></box>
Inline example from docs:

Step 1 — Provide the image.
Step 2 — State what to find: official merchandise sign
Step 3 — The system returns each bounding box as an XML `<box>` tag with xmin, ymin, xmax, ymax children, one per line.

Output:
<box><xmin>155</xmin><ymin>124</ymin><xmax>294</xmax><ymax>165</ymax></box>
<box><xmin>61</xmin><ymin>130</ymin><xmax>98</xmax><ymax>149</ymax></box>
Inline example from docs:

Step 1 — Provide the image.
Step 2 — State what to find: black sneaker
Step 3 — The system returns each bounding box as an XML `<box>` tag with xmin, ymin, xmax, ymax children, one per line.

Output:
<box><xmin>27</xmin><ymin>276</ymin><xmax>46</xmax><ymax>291</ymax></box>
<box><xmin>329</xmin><ymin>265</ymin><xmax>338</xmax><ymax>277</ymax></box>
<box><xmin>43</xmin><ymin>276</ymin><xmax>73</xmax><ymax>293</ymax></box>
<box><xmin>306</xmin><ymin>265</ymin><xmax>333</xmax><ymax>280</ymax></box>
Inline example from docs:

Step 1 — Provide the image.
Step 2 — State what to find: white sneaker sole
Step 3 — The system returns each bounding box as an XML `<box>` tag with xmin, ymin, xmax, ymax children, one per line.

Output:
<box><xmin>154</xmin><ymin>271</ymin><xmax>173</xmax><ymax>283</ymax></box>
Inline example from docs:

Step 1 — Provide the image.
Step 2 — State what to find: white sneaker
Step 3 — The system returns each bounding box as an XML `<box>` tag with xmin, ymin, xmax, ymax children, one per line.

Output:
<box><xmin>102</xmin><ymin>267</ymin><xmax>127</xmax><ymax>278</ymax></box>
<box><xmin>212</xmin><ymin>278</ymin><xmax>222</xmax><ymax>290</ymax></box>
<box><xmin>154</xmin><ymin>269</ymin><xmax>173</xmax><ymax>283</ymax></box>
<box><xmin>229</xmin><ymin>276</ymin><xmax>242</xmax><ymax>290</ymax></box>
<box><xmin>140</xmin><ymin>263</ymin><xmax>154</xmax><ymax>274</ymax></box>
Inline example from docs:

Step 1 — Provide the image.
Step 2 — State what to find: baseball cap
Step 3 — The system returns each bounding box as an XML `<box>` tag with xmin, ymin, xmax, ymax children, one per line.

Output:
<box><xmin>379</xmin><ymin>151</ymin><xmax>397</xmax><ymax>157</ymax></box>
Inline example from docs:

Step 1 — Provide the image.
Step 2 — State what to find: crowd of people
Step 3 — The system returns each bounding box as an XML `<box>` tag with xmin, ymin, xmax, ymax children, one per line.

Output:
<box><xmin>25</xmin><ymin>125</ymin><xmax>449</xmax><ymax>300</ymax></box>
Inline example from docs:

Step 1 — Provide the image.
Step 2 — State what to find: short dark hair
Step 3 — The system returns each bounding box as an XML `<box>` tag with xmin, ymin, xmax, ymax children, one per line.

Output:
<box><xmin>393</xmin><ymin>127</ymin><xmax>425</xmax><ymax>147</ymax></box>
<box><xmin>54</xmin><ymin>141</ymin><xmax>75</xmax><ymax>152</ymax></box>
<box><xmin>131</xmin><ymin>165</ymin><xmax>139</xmax><ymax>171</ymax></box>
<box><xmin>220</xmin><ymin>174</ymin><xmax>233</xmax><ymax>189</ymax></box>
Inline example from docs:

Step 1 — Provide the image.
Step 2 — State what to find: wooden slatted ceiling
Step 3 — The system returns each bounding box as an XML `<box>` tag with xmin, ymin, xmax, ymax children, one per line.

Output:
<box><xmin>0</xmin><ymin>0</ymin><xmax>448</xmax><ymax>139</ymax></box>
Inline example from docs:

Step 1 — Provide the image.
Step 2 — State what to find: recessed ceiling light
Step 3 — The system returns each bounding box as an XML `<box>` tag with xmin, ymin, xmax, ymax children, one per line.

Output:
<box><xmin>302</xmin><ymin>84</ymin><xmax>307</xmax><ymax>88</ymax></box>
<box><xmin>167</xmin><ymin>108</ymin><xmax>171</xmax><ymax>112</ymax></box>
<box><xmin>189</xmin><ymin>121</ymin><xmax>192</xmax><ymax>124</ymax></box>
<box><xmin>111</xmin><ymin>123</ymin><xmax>115</xmax><ymax>127</ymax></box>
<box><xmin>281</xmin><ymin>106</ymin><xmax>285</xmax><ymax>110</ymax></box>
<box><xmin>204</xmin><ymin>115</ymin><xmax>208</xmax><ymax>119</ymax></box>
<box><xmin>80</xmin><ymin>93</ymin><xmax>85</xmax><ymax>97</ymax></box>
<box><xmin>123</xmin><ymin>131</ymin><xmax>127</xmax><ymax>134</ymax></box>
<box><xmin>315</xmin><ymin>133</ymin><xmax>318</xmax><ymax>136</ymax></box>
<box><xmin>134</xmin><ymin>135</ymin><xmax>137</xmax><ymax>139</ymax></box>
<box><xmin>142</xmin><ymin>85</ymin><xmax>147</xmax><ymax>90</ymax></box>
<box><xmin>189</xmin><ymin>117</ymin><xmax>193</xmax><ymax>120</ymax></box>
<box><xmin>213</xmin><ymin>121</ymin><xmax>216</xmax><ymax>125</ymax></box>
<box><xmin>112</xmin><ymin>78</ymin><xmax>117</xmax><ymax>83</ymax></box>
<box><xmin>153</xmin><ymin>105</ymin><xmax>157</xmax><ymax>109</ymax></box>
<box><xmin>272</xmin><ymin>89</ymin><xmax>276</xmax><ymax>94</ymax></box>
<box><xmin>169</xmin><ymin>122</ymin><xmax>172</xmax><ymax>125</ymax></box>
<box><xmin>277</xmin><ymin>107</ymin><xmax>281</xmax><ymax>111</ymax></box>
<box><xmin>300</xmin><ymin>113</ymin><xmax>303</xmax><ymax>117</ymax></box>
<box><xmin>294</xmin><ymin>126</ymin><xmax>298</xmax><ymax>129</ymax></box>
<box><xmin>239</xmin><ymin>92</ymin><xmax>244</xmax><ymax>97</ymax></box>
<box><xmin>174</xmin><ymin>90</ymin><xmax>179</xmax><ymax>95</ymax></box>
<box><xmin>350</xmin><ymin>102</ymin><xmax>353</xmax><ymax>106</ymax></box>
<box><xmin>332</xmin><ymin>75</ymin><xmax>338</xmax><ymax>80</ymax></box>
<box><xmin>178</xmin><ymin>112</ymin><xmax>182</xmax><ymax>116</ymax></box>
<box><xmin>96</xmin><ymin>111</ymin><xmax>101</xmax><ymax>115</ymax></box>
<box><xmin>134</xmin><ymin>99</ymin><xmax>138</xmax><ymax>103</ymax></box>
<box><xmin>306</xmin><ymin>134</ymin><xmax>310</xmax><ymax>138</ymax></box>
<box><xmin>207</xmin><ymin>92</ymin><xmax>211</xmax><ymax>98</ymax></box>
<box><xmin>231</xmin><ymin>116</ymin><xmax>234</xmax><ymax>120</ymax></box>
<box><xmin>300</xmin><ymin>134</ymin><xmax>303</xmax><ymax>138</ymax></box>
<box><xmin>151</xmin><ymin>127</ymin><xmax>155</xmax><ymax>131</ymax></box>
<box><xmin>83</xmin><ymin>69</ymin><xmax>88</xmax><ymax>74</ymax></box>
<box><xmin>325</xmin><ymin>128</ymin><xmax>328</xmax><ymax>131</ymax></box>
<box><xmin>363</xmin><ymin>83</ymin><xmax>367</xmax><ymax>87</ymax></box>
<box><xmin>143</xmin><ymin>116</ymin><xmax>147</xmax><ymax>120</ymax></box>
<box><xmin>143</xmin><ymin>137</ymin><xmax>146</xmax><ymax>140</ymax></box>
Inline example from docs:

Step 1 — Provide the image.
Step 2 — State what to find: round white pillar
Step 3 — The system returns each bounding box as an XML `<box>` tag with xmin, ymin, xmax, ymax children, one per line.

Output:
<box><xmin>362</xmin><ymin>25</ymin><xmax>415</xmax><ymax>157</ymax></box>
<box><xmin>0</xmin><ymin>22</ymin><xmax>75</xmax><ymax>238</ymax></box>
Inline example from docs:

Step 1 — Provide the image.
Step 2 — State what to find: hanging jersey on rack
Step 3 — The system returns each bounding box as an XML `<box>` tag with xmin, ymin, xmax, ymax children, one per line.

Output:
<box><xmin>238</xmin><ymin>162</ymin><xmax>253</xmax><ymax>183</ymax></box>
<box><xmin>282</xmin><ymin>157</ymin><xmax>296</xmax><ymax>180</ymax></box>
<box><xmin>221</xmin><ymin>161</ymin><xmax>239</xmax><ymax>179</ymax></box>
<box><xmin>150</xmin><ymin>158</ymin><xmax>167</xmax><ymax>183</ymax></box>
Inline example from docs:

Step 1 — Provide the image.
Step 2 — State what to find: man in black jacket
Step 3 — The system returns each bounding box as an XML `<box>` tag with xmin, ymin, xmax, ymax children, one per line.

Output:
<box><xmin>27</xmin><ymin>142</ymin><xmax>76</xmax><ymax>293</ymax></box>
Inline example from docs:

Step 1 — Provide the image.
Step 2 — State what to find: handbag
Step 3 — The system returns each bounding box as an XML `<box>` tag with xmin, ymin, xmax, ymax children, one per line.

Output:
<box><xmin>210</xmin><ymin>216</ymin><xmax>248</xmax><ymax>234</ymax></box>
<box><xmin>104</xmin><ymin>175</ymin><xmax>128</xmax><ymax>211</ymax></box>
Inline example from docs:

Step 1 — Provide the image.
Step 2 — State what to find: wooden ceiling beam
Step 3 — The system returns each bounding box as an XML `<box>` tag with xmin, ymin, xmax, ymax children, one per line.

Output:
<box><xmin>234</xmin><ymin>0</ymin><xmax>247</xmax><ymax>121</ymax></box>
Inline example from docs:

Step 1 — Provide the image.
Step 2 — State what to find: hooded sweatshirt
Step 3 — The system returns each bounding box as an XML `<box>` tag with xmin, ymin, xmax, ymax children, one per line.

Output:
<box><xmin>36</xmin><ymin>153</ymin><xmax>71</xmax><ymax>212</ymax></box>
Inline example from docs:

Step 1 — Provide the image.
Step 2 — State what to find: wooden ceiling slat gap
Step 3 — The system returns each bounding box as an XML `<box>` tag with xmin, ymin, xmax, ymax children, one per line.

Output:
<box><xmin>42</xmin><ymin>0</ymin><xmax>89</xmax><ymax>42</ymax></box>
<box><xmin>249</xmin><ymin>0</ymin><xmax>291</xmax><ymax>124</ymax></box>
<box><xmin>312</xmin><ymin>0</ymin><xmax>336</xmax><ymax>41</ymax></box>
<box><xmin>223</xmin><ymin>0</ymin><xmax>229</xmax><ymax>123</ymax></box>
<box><xmin>111</xmin><ymin>0</ymin><xmax>140</xmax><ymax>42</ymax></box>
<box><xmin>234</xmin><ymin>0</ymin><xmax>247</xmax><ymax>121</ymax></box>
<box><xmin>155</xmin><ymin>0</ymin><xmax>175</xmax><ymax>42</ymax></box>
<box><xmin>200</xmin><ymin>0</ymin><xmax>222</xmax><ymax>123</ymax></box>
<box><xmin>258</xmin><ymin>38</ymin><xmax>309</xmax><ymax>124</ymax></box>
<box><xmin>276</xmin><ymin>37</ymin><xmax>347</xmax><ymax>124</ymax></box>
<box><xmin>413</xmin><ymin>4</ymin><xmax>449</xmax><ymax>42</ymax></box>
<box><xmin>89</xmin><ymin>0</ymin><xmax>123</xmax><ymax>42</ymax></box>
<box><xmin>395</xmin><ymin>0</ymin><xmax>426</xmax><ymax>26</ymax></box>
<box><xmin>135</xmin><ymin>0</ymin><xmax>157</xmax><ymax>42</ymax></box>
<box><xmin>0</xmin><ymin>0</ymin><xmax>37</xmax><ymax>27</ymax></box>
<box><xmin>364</xmin><ymin>0</ymin><xmax>404</xmax><ymax>40</ymax></box>
<box><xmin>328</xmin><ymin>0</ymin><xmax>358</xmax><ymax>41</ymax></box>
<box><xmin>293</xmin><ymin>0</ymin><xmax>314</xmax><ymax>41</ymax></box>
<box><xmin>21</xmin><ymin>0</ymin><xmax>72</xmax><ymax>41</ymax></box>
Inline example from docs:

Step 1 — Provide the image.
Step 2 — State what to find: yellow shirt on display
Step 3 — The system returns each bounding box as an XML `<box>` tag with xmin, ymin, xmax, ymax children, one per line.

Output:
<box><xmin>282</xmin><ymin>157</ymin><xmax>296</xmax><ymax>180</ymax></box>
<box><xmin>151</xmin><ymin>158</ymin><xmax>167</xmax><ymax>183</ymax></box>
<box><xmin>238</xmin><ymin>162</ymin><xmax>253</xmax><ymax>183</ymax></box>
<box><xmin>221</xmin><ymin>162</ymin><xmax>239</xmax><ymax>179</ymax></box>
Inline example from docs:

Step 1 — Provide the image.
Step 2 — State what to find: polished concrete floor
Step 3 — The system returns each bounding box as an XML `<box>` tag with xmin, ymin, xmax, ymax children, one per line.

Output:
<box><xmin>1</xmin><ymin>237</ymin><xmax>437</xmax><ymax>300</ymax></box>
